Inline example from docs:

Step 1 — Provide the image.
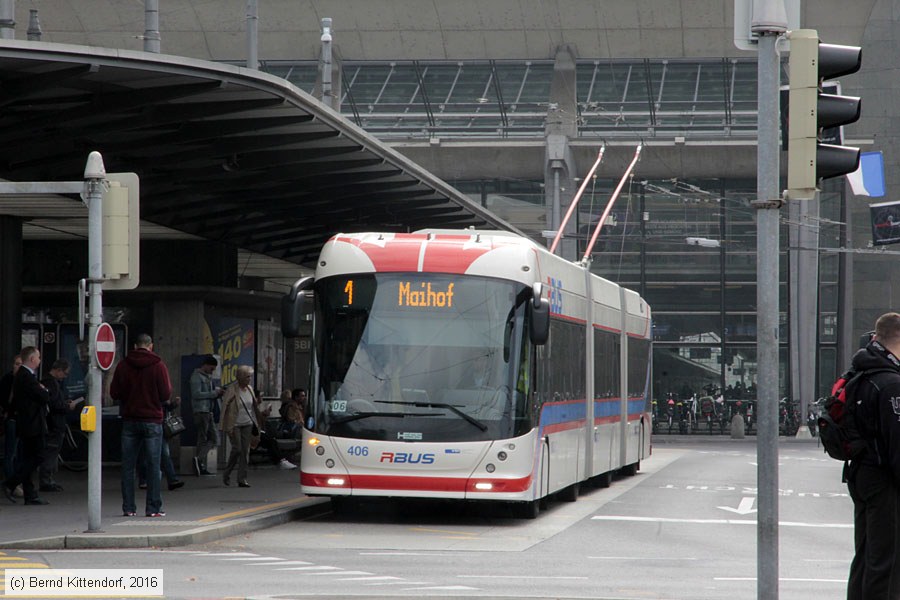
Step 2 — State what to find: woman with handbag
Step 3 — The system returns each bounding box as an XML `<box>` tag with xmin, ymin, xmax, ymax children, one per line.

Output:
<box><xmin>220</xmin><ymin>366</ymin><xmax>268</xmax><ymax>487</ymax></box>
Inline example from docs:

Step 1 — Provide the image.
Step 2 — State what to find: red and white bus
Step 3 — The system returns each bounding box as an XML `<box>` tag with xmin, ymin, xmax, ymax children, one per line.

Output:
<box><xmin>282</xmin><ymin>229</ymin><xmax>652</xmax><ymax>518</ymax></box>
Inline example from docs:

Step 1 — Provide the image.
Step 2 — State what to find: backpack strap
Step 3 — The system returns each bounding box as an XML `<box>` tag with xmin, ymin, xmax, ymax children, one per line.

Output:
<box><xmin>846</xmin><ymin>367</ymin><xmax>899</xmax><ymax>468</ymax></box>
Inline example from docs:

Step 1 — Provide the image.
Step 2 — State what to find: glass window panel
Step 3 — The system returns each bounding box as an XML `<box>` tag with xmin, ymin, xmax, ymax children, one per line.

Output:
<box><xmin>652</xmin><ymin>313</ymin><xmax>721</xmax><ymax>342</ymax></box>
<box><xmin>820</xmin><ymin>312</ymin><xmax>838</xmax><ymax>344</ymax></box>
<box><xmin>819</xmin><ymin>346</ymin><xmax>837</xmax><ymax>399</ymax></box>
<box><xmin>724</xmin><ymin>314</ymin><xmax>756</xmax><ymax>342</ymax></box>
<box><xmin>645</xmin><ymin>283</ymin><xmax>720</xmax><ymax>311</ymax></box>
<box><xmin>653</xmin><ymin>345</ymin><xmax>721</xmax><ymax>403</ymax></box>
<box><xmin>346</xmin><ymin>65</ymin><xmax>395</xmax><ymax>108</ymax></box>
<box><xmin>658</xmin><ymin>62</ymin><xmax>700</xmax><ymax>113</ymax></box>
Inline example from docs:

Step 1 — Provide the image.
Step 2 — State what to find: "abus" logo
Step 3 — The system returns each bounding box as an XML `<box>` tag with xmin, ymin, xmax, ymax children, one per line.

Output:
<box><xmin>380</xmin><ymin>452</ymin><xmax>435</xmax><ymax>464</ymax></box>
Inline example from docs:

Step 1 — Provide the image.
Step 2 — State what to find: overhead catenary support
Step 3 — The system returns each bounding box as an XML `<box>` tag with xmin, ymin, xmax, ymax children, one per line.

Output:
<box><xmin>246</xmin><ymin>0</ymin><xmax>258</xmax><ymax>70</ymax></box>
<box><xmin>549</xmin><ymin>145</ymin><xmax>605</xmax><ymax>255</ymax></box>
<box><xmin>580</xmin><ymin>145</ymin><xmax>642</xmax><ymax>264</ymax></box>
<box><xmin>144</xmin><ymin>0</ymin><xmax>160</xmax><ymax>53</ymax></box>
<box><xmin>0</xmin><ymin>0</ymin><xmax>13</xmax><ymax>40</ymax></box>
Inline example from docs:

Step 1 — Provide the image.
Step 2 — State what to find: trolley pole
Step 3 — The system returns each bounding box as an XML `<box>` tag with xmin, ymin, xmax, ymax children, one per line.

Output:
<box><xmin>83</xmin><ymin>152</ymin><xmax>108</xmax><ymax>532</ymax></box>
<box><xmin>752</xmin><ymin>1</ymin><xmax>786</xmax><ymax>597</ymax></box>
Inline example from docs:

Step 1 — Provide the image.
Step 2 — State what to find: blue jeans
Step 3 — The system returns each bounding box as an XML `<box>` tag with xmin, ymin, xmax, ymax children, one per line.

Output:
<box><xmin>137</xmin><ymin>438</ymin><xmax>179</xmax><ymax>485</ymax></box>
<box><xmin>121</xmin><ymin>421</ymin><xmax>163</xmax><ymax>515</ymax></box>
<box><xmin>3</xmin><ymin>418</ymin><xmax>17</xmax><ymax>481</ymax></box>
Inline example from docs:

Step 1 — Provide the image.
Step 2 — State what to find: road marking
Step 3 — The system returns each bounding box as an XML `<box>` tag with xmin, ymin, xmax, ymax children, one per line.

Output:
<box><xmin>589</xmin><ymin>556</ymin><xmax>698</xmax><ymax>561</ymax></box>
<box><xmin>274</xmin><ymin>565</ymin><xmax>341</xmax><ymax>571</ymax></box>
<box><xmin>715</xmin><ymin>577</ymin><xmax>845</xmax><ymax>583</ymax></box>
<box><xmin>718</xmin><ymin>497</ymin><xmax>757</xmax><ymax>515</ymax></box>
<box><xmin>457</xmin><ymin>575</ymin><xmax>588</xmax><ymax>580</ymax></box>
<box><xmin>591</xmin><ymin>515</ymin><xmax>851</xmax><ymax>528</ymax></box>
<box><xmin>404</xmin><ymin>585</ymin><xmax>479</xmax><ymax>590</ymax></box>
<box><xmin>338</xmin><ymin>576</ymin><xmax>403</xmax><ymax>581</ymax></box>
<box><xmin>240</xmin><ymin>560</ymin><xmax>312</xmax><ymax>566</ymax></box>
<box><xmin>221</xmin><ymin>556</ymin><xmax>284</xmax><ymax>561</ymax></box>
<box><xmin>198</xmin><ymin>497</ymin><xmax>308</xmax><ymax>522</ymax></box>
<box><xmin>359</xmin><ymin>552</ymin><xmax>459</xmax><ymax>556</ymax></box>
<box><xmin>411</xmin><ymin>527</ymin><xmax>477</xmax><ymax>536</ymax></box>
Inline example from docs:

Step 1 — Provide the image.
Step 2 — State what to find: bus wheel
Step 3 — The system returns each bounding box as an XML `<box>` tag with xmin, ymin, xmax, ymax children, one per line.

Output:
<box><xmin>514</xmin><ymin>500</ymin><xmax>540</xmax><ymax>519</ymax></box>
<box><xmin>560</xmin><ymin>482</ymin><xmax>579</xmax><ymax>502</ymax></box>
<box><xmin>597</xmin><ymin>471</ymin><xmax>612</xmax><ymax>488</ymax></box>
<box><xmin>622</xmin><ymin>461</ymin><xmax>639</xmax><ymax>476</ymax></box>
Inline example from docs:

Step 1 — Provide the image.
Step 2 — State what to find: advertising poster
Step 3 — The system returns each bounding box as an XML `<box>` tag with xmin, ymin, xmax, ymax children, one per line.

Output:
<box><xmin>256</xmin><ymin>321</ymin><xmax>282</xmax><ymax>399</ymax></box>
<box><xmin>205</xmin><ymin>315</ymin><xmax>254</xmax><ymax>388</ymax></box>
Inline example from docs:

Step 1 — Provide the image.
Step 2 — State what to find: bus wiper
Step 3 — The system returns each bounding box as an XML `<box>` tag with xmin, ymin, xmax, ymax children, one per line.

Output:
<box><xmin>376</xmin><ymin>400</ymin><xmax>488</xmax><ymax>431</ymax></box>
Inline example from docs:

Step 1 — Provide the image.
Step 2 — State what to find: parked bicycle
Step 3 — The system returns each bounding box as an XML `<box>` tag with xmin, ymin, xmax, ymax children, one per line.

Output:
<box><xmin>58</xmin><ymin>423</ymin><xmax>88</xmax><ymax>472</ymax></box>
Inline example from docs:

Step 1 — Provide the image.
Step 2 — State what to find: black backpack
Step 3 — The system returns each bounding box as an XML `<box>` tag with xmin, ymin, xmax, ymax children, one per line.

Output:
<box><xmin>818</xmin><ymin>367</ymin><xmax>893</xmax><ymax>461</ymax></box>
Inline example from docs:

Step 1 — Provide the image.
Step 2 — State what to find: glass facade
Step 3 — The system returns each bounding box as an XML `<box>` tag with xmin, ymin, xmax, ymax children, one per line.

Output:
<box><xmin>246</xmin><ymin>57</ymin><xmax>842</xmax><ymax>412</ymax></box>
<box><xmin>251</xmin><ymin>58</ymin><xmax>772</xmax><ymax>139</ymax></box>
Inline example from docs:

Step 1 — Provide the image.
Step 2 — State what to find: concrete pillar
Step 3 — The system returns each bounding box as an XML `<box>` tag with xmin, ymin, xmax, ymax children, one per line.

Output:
<box><xmin>153</xmin><ymin>299</ymin><xmax>205</xmax><ymax>474</ymax></box>
<box><xmin>0</xmin><ymin>216</ymin><xmax>22</xmax><ymax>366</ymax></box>
<box><xmin>545</xmin><ymin>44</ymin><xmax>579</xmax><ymax>261</ymax></box>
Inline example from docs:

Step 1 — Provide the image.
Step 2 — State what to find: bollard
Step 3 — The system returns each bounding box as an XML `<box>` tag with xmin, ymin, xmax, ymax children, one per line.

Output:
<box><xmin>730</xmin><ymin>414</ymin><xmax>745</xmax><ymax>439</ymax></box>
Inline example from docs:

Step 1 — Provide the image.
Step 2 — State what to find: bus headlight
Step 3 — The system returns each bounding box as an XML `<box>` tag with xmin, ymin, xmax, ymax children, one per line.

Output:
<box><xmin>485</xmin><ymin>463</ymin><xmax>496</xmax><ymax>473</ymax></box>
<box><xmin>315</xmin><ymin>446</ymin><xmax>325</xmax><ymax>456</ymax></box>
<box><xmin>497</xmin><ymin>451</ymin><xmax>508</xmax><ymax>461</ymax></box>
<box><xmin>325</xmin><ymin>459</ymin><xmax>335</xmax><ymax>468</ymax></box>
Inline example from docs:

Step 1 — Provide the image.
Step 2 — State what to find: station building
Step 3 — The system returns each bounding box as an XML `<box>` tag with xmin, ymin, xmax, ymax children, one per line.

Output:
<box><xmin>0</xmin><ymin>1</ymin><xmax>896</xmax><ymax>428</ymax></box>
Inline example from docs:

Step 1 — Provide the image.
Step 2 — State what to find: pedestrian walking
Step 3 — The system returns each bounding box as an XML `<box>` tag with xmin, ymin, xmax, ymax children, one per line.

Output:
<box><xmin>845</xmin><ymin>312</ymin><xmax>900</xmax><ymax>600</ymax></box>
<box><xmin>0</xmin><ymin>354</ymin><xmax>22</xmax><ymax>484</ymax></box>
<box><xmin>110</xmin><ymin>334</ymin><xmax>173</xmax><ymax>518</ymax></box>
<box><xmin>220</xmin><ymin>366</ymin><xmax>264</xmax><ymax>488</ymax></box>
<box><xmin>190</xmin><ymin>355</ymin><xmax>222</xmax><ymax>476</ymax></box>
<box><xmin>39</xmin><ymin>359</ymin><xmax>77</xmax><ymax>492</ymax></box>
<box><xmin>2</xmin><ymin>347</ymin><xmax>50</xmax><ymax>506</ymax></box>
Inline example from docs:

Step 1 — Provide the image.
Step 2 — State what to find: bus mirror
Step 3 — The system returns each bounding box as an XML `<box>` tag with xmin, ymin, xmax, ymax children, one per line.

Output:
<box><xmin>281</xmin><ymin>276</ymin><xmax>315</xmax><ymax>337</ymax></box>
<box><xmin>530</xmin><ymin>282</ymin><xmax>550</xmax><ymax>345</ymax></box>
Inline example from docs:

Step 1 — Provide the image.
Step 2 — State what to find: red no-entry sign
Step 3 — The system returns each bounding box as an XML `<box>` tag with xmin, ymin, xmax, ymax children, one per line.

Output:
<box><xmin>95</xmin><ymin>322</ymin><xmax>116</xmax><ymax>371</ymax></box>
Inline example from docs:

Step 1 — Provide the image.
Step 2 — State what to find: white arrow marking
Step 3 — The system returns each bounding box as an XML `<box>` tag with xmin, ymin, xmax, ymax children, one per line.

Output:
<box><xmin>717</xmin><ymin>497</ymin><xmax>757</xmax><ymax>515</ymax></box>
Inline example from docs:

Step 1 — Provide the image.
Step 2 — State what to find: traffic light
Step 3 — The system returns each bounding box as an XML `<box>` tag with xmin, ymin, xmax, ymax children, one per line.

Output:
<box><xmin>102</xmin><ymin>172</ymin><xmax>140</xmax><ymax>290</ymax></box>
<box><xmin>786</xmin><ymin>29</ymin><xmax>862</xmax><ymax>199</ymax></box>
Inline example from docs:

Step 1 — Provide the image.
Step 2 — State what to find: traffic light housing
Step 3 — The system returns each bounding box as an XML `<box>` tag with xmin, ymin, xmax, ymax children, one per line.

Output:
<box><xmin>786</xmin><ymin>29</ymin><xmax>862</xmax><ymax>199</ymax></box>
<box><xmin>102</xmin><ymin>172</ymin><xmax>140</xmax><ymax>290</ymax></box>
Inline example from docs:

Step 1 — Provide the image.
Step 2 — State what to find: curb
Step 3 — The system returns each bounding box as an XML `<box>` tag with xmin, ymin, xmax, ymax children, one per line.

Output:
<box><xmin>0</xmin><ymin>497</ymin><xmax>331</xmax><ymax>550</ymax></box>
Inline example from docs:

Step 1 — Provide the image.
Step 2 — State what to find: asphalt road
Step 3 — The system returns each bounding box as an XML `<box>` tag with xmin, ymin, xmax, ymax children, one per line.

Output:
<box><xmin>8</xmin><ymin>440</ymin><xmax>851</xmax><ymax>600</ymax></box>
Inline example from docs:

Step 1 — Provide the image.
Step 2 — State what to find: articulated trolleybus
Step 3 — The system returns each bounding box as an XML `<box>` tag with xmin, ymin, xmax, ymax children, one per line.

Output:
<box><xmin>282</xmin><ymin>229</ymin><xmax>651</xmax><ymax>518</ymax></box>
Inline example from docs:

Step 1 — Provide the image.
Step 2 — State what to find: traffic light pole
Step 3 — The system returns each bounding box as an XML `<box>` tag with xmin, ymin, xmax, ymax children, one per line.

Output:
<box><xmin>755</xmin><ymin>27</ymin><xmax>782</xmax><ymax>600</ymax></box>
<box><xmin>83</xmin><ymin>151</ymin><xmax>108</xmax><ymax>532</ymax></box>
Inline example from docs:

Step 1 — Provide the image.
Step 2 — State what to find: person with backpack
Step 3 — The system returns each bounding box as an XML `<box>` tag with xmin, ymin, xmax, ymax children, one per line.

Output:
<box><xmin>844</xmin><ymin>313</ymin><xmax>900</xmax><ymax>600</ymax></box>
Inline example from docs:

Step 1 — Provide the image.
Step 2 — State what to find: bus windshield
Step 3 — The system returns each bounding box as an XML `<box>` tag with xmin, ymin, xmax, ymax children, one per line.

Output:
<box><xmin>311</xmin><ymin>273</ymin><xmax>533</xmax><ymax>442</ymax></box>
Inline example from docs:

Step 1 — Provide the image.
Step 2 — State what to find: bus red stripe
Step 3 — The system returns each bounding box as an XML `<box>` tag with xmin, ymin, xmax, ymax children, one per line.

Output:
<box><xmin>301</xmin><ymin>472</ymin><xmax>532</xmax><ymax>493</ymax></box>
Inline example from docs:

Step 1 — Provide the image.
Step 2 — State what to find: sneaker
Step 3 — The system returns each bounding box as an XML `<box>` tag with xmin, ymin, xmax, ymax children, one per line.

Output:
<box><xmin>138</xmin><ymin>483</ymin><xmax>147</xmax><ymax>490</ymax></box>
<box><xmin>13</xmin><ymin>485</ymin><xmax>23</xmax><ymax>498</ymax></box>
<box><xmin>278</xmin><ymin>458</ymin><xmax>297</xmax><ymax>470</ymax></box>
<box><xmin>145</xmin><ymin>512</ymin><xmax>166</xmax><ymax>518</ymax></box>
<box><xmin>123</xmin><ymin>511</ymin><xmax>137</xmax><ymax>517</ymax></box>
<box><xmin>168</xmin><ymin>481</ymin><xmax>185</xmax><ymax>491</ymax></box>
<box><xmin>2</xmin><ymin>484</ymin><xmax>17</xmax><ymax>504</ymax></box>
<box><xmin>39</xmin><ymin>483</ymin><xmax>64</xmax><ymax>492</ymax></box>
<box><xmin>199</xmin><ymin>469</ymin><xmax>214</xmax><ymax>476</ymax></box>
<box><xmin>192</xmin><ymin>457</ymin><xmax>201</xmax><ymax>477</ymax></box>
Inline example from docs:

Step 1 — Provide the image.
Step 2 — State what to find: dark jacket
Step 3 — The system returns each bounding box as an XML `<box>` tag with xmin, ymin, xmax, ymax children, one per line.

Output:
<box><xmin>110</xmin><ymin>348</ymin><xmax>173</xmax><ymax>423</ymax></box>
<box><xmin>847</xmin><ymin>340</ymin><xmax>900</xmax><ymax>481</ymax></box>
<box><xmin>42</xmin><ymin>375</ymin><xmax>69</xmax><ymax>433</ymax></box>
<box><xmin>11</xmin><ymin>366</ymin><xmax>50</xmax><ymax>438</ymax></box>
<box><xmin>0</xmin><ymin>370</ymin><xmax>14</xmax><ymax>417</ymax></box>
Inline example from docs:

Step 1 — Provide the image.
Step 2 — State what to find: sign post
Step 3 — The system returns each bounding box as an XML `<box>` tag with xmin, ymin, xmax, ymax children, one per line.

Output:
<box><xmin>83</xmin><ymin>151</ymin><xmax>107</xmax><ymax>533</ymax></box>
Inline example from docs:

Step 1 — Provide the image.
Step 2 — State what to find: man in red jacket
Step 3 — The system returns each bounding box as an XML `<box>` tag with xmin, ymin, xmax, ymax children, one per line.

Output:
<box><xmin>110</xmin><ymin>334</ymin><xmax>173</xmax><ymax>518</ymax></box>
